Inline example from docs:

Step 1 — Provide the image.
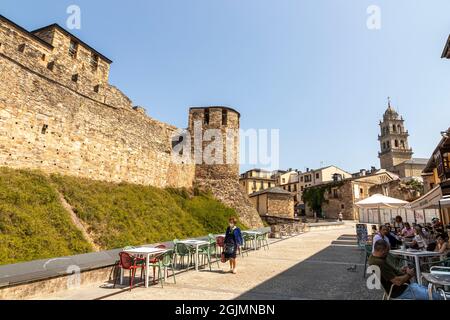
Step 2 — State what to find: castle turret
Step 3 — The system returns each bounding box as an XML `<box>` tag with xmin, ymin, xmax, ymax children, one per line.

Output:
<box><xmin>188</xmin><ymin>106</ymin><xmax>263</xmax><ymax>228</ymax></box>
<box><xmin>188</xmin><ymin>106</ymin><xmax>240</xmax><ymax>180</ymax></box>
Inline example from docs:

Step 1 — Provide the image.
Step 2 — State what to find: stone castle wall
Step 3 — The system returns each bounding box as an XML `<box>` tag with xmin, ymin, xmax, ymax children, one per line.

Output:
<box><xmin>0</xmin><ymin>16</ymin><xmax>195</xmax><ymax>188</ymax></box>
<box><xmin>0</xmin><ymin>16</ymin><xmax>263</xmax><ymax>228</ymax></box>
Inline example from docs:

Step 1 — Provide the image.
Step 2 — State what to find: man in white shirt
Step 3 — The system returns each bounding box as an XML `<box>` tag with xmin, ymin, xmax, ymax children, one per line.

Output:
<box><xmin>372</xmin><ymin>225</ymin><xmax>390</xmax><ymax>253</ymax></box>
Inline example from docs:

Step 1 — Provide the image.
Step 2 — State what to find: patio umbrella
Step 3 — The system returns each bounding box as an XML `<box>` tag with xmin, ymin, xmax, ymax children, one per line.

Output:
<box><xmin>355</xmin><ymin>194</ymin><xmax>409</xmax><ymax>224</ymax></box>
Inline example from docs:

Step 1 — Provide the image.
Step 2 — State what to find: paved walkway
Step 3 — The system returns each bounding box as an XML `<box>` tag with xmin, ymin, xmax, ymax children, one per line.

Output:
<box><xmin>32</xmin><ymin>224</ymin><xmax>382</xmax><ymax>300</ymax></box>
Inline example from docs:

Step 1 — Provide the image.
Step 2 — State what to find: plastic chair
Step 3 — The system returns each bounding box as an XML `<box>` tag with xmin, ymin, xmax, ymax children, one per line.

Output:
<box><xmin>362</xmin><ymin>244</ymin><xmax>373</xmax><ymax>279</ymax></box>
<box><xmin>382</xmin><ymin>283</ymin><xmax>413</xmax><ymax>300</ymax></box>
<box><xmin>174</xmin><ymin>242</ymin><xmax>192</xmax><ymax>269</ymax></box>
<box><xmin>257</xmin><ymin>232</ymin><xmax>269</xmax><ymax>250</ymax></box>
<box><xmin>148</xmin><ymin>244</ymin><xmax>167</xmax><ymax>284</ymax></box>
<box><xmin>242</xmin><ymin>233</ymin><xmax>253</xmax><ymax>250</ymax></box>
<box><xmin>148</xmin><ymin>250</ymin><xmax>176</xmax><ymax>288</ymax></box>
<box><xmin>198</xmin><ymin>242</ymin><xmax>219</xmax><ymax>270</ymax></box>
<box><xmin>114</xmin><ymin>252</ymin><xmax>145</xmax><ymax>290</ymax></box>
<box><xmin>216</xmin><ymin>236</ymin><xmax>225</xmax><ymax>258</ymax></box>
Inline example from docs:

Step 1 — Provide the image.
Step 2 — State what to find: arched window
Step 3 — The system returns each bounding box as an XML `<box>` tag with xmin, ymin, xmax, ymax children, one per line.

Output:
<box><xmin>392</xmin><ymin>124</ymin><xmax>396</xmax><ymax>132</ymax></box>
<box><xmin>395</xmin><ymin>140</ymin><xmax>399</xmax><ymax>147</ymax></box>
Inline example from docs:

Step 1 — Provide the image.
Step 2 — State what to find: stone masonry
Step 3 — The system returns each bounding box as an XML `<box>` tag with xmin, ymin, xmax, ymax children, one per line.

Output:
<box><xmin>0</xmin><ymin>15</ymin><xmax>263</xmax><ymax>228</ymax></box>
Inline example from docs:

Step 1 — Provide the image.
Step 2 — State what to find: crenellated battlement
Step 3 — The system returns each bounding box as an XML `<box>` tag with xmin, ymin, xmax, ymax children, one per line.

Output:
<box><xmin>0</xmin><ymin>15</ymin><xmax>133</xmax><ymax>111</ymax></box>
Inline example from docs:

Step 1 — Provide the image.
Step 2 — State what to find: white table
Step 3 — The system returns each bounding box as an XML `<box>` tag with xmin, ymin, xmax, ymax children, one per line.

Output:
<box><xmin>242</xmin><ymin>231</ymin><xmax>262</xmax><ymax>251</ymax></box>
<box><xmin>390</xmin><ymin>249</ymin><xmax>442</xmax><ymax>285</ymax></box>
<box><xmin>123</xmin><ymin>247</ymin><xmax>167</xmax><ymax>288</ymax></box>
<box><xmin>422</xmin><ymin>272</ymin><xmax>450</xmax><ymax>300</ymax></box>
<box><xmin>178</xmin><ymin>240</ymin><xmax>209</xmax><ymax>271</ymax></box>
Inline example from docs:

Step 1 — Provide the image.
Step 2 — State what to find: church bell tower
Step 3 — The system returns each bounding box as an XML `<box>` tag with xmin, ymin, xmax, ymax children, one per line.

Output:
<box><xmin>378</xmin><ymin>98</ymin><xmax>413</xmax><ymax>171</ymax></box>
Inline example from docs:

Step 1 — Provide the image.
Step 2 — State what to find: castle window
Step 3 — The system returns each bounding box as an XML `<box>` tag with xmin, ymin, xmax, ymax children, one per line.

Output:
<box><xmin>383</xmin><ymin>142</ymin><xmax>386</xmax><ymax>150</ymax></box>
<box><xmin>341</xmin><ymin>204</ymin><xmax>345</xmax><ymax>209</ymax></box>
<box><xmin>222</xmin><ymin>110</ymin><xmax>228</xmax><ymax>125</ymax></box>
<box><xmin>69</xmin><ymin>40</ymin><xmax>78</xmax><ymax>58</ymax></box>
<box><xmin>333</xmin><ymin>189</ymin><xmax>338</xmax><ymax>198</ymax></box>
<box><xmin>392</xmin><ymin>124</ymin><xmax>396</xmax><ymax>132</ymax></box>
<box><xmin>18</xmin><ymin>44</ymin><xmax>26</xmax><ymax>53</ymax></box>
<box><xmin>397</xmin><ymin>125</ymin><xmax>402</xmax><ymax>133</ymax></box>
<box><xmin>387</xmin><ymin>141</ymin><xmax>390</xmax><ymax>148</ymax></box>
<box><xmin>41</xmin><ymin>124</ymin><xmax>48</xmax><ymax>134</ymax></box>
<box><xmin>41</xmin><ymin>54</ymin><xmax>46</xmax><ymax>62</ymax></box>
<box><xmin>94</xmin><ymin>85</ymin><xmax>100</xmax><ymax>93</ymax></box>
<box><xmin>72</xmin><ymin>74</ymin><xmax>79</xmax><ymax>82</ymax></box>
<box><xmin>90</xmin><ymin>53</ymin><xmax>99</xmax><ymax>71</ymax></box>
<box><xmin>395</xmin><ymin>140</ymin><xmax>399</xmax><ymax>147</ymax></box>
<box><xmin>47</xmin><ymin>61</ymin><xmax>55</xmax><ymax>71</ymax></box>
<box><xmin>204</xmin><ymin>109</ymin><xmax>210</xmax><ymax>125</ymax></box>
<box><xmin>401</xmin><ymin>140</ymin><xmax>405</xmax><ymax>148</ymax></box>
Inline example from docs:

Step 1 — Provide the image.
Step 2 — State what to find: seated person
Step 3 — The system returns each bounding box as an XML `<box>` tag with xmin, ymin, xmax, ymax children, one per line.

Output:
<box><xmin>368</xmin><ymin>240</ymin><xmax>443</xmax><ymax>300</ymax></box>
<box><xmin>372</xmin><ymin>225</ymin><xmax>390</xmax><ymax>253</ymax></box>
<box><xmin>411</xmin><ymin>226</ymin><xmax>429</xmax><ymax>250</ymax></box>
<box><xmin>400</xmin><ymin>222</ymin><xmax>415</xmax><ymax>238</ymax></box>
<box><xmin>435</xmin><ymin>234</ymin><xmax>449</xmax><ymax>257</ymax></box>
<box><xmin>384</xmin><ymin>224</ymin><xmax>401</xmax><ymax>249</ymax></box>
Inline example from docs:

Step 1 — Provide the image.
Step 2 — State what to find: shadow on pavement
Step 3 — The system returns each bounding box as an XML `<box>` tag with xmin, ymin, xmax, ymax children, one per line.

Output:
<box><xmin>235</xmin><ymin>235</ymin><xmax>383</xmax><ymax>300</ymax></box>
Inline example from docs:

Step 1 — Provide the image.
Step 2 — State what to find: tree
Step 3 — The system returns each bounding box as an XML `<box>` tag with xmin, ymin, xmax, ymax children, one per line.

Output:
<box><xmin>302</xmin><ymin>187</ymin><xmax>328</xmax><ymax>219</ymax></box>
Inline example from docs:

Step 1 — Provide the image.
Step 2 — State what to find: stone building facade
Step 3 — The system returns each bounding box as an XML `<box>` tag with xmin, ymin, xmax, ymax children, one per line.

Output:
<box><xmin>239</xmin><ymin>169</ymin><xmax>277</xmax><ymax>195</ymax></box>
<box><xmin>304</xmin><ymin>171</ymin><xmax>396</xmax><ymax>220</ymax></box>
<box><xmin>0</xmin><ymin>15</ymin><xmax>263</xmax><ymax>228</ymax></box>
<box><xmin>249</xmin><ymin>187</ymin><xmax>295</xmax><ymax>219</ymax></box>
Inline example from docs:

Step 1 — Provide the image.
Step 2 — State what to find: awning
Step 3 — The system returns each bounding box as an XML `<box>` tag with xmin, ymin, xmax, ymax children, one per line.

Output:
<box><xmin>404</xmin><ymin>185</ymin><xmax>442</xmax><ymax>210</ymax></box>
<box><xmin>440</xmin><ymin>196</ymin><xmax>450</xmax><ymax>208</ymax></box>
<box><xmin>355</xmin><ymin>194</ymin><xmax>409</xmax><ymax>209</ymax></box>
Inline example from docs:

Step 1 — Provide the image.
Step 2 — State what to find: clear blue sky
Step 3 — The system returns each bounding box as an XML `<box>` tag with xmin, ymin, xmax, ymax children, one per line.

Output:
<box><xmin>2</xmin><ymin>0</ymin><xmax>450</xmax><ymax>173</ymax></box>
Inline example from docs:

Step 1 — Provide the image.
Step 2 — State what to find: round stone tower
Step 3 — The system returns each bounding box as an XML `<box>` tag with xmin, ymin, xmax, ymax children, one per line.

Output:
<box><xmin>187</xmin><ymin>106</ymin><xmax>263</xmax><ymax>228</ymax></box>
<box><xmin>188</xmin><ymin>106</ymin><xmax>240</xmax><ymax>180</ymax></box>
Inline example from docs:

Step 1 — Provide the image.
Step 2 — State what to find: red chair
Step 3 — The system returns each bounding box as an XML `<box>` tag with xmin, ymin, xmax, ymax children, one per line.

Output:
<box><xmin>118</xmin><ymin>252</ymin><xmax>146</xmax><ymax>290</ymax></box>
<box><xmin>216</xmin><ymin>236</ymin><xmax>225</xmax><ymax>257</ymax></box>
<box><xmin>149</xmin><ymin>245</ymin><xmax>167</xmax><ymax>284</ymax></box>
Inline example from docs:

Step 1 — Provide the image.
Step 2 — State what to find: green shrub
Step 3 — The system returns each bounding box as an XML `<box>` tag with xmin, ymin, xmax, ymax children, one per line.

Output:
<box><xmin>0</xmin><ymin>167</ymin><xmax>246</xmax><ymax>265</ymax></box>
<box><xmin>51</xmin><ymin>176</ymin><xmax>246</xmax><ymax>250</ymax></box>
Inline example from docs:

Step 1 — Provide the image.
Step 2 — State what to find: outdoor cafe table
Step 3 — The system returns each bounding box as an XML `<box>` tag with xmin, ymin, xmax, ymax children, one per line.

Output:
<box><xmin>390</xmin><ymin>249</ymin><xmax>442</xmax><ymax>285</ymax></box>
<box><xmin>422</xmin><ymin>272</ymin><xmax>450</xmax><ymax>300</ymax></box>
<box><xmin>178</xmin><ymin>239</ymin><xmax>209</xmax><ymax>271</ymax></box>
<box><xmin>123</xmin><ymin>247</ymin><xmax>167</xmax><ymax>288</ymax></box>
<box><xmin>242</xmin><ymin>231</ymin><xmax>262</xmax><ymax>251</ymax></box>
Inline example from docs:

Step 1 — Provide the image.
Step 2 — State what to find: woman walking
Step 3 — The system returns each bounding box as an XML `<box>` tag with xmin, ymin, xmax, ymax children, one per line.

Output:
<box><xmin>223</xmin><ymin>217</ymin><xmax>243</xmax><ymax>274</ymax></box>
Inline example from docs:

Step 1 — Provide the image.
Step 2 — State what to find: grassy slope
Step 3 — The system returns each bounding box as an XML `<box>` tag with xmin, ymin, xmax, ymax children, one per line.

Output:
<box><xmin>50</xmin><ymin>175</ymin><xmax>244</xmax><ymax>250</ymax></box>
<box><xmin>0</xmin><ymin>168</ymin><xmax>245</xmax><ymax>265</ymax></box>
<box><xmin>0</xmin><ymin>168</ymin><xmax>92</xmax><ymax>265</ymax></box>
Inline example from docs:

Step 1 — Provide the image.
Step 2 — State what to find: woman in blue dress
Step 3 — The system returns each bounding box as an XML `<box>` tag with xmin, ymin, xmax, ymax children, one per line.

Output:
<box><xmin>223</xmin><ymin>217</ymin><xmax>243</xmax><ymax>274</ymax></box>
